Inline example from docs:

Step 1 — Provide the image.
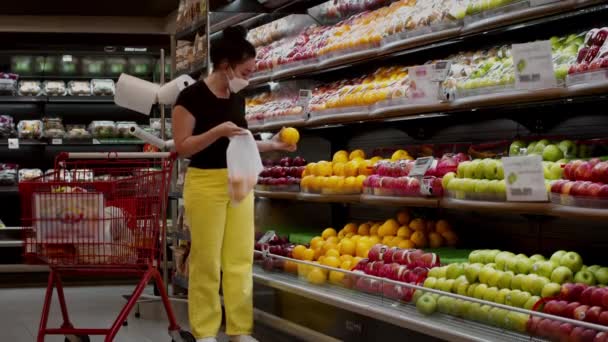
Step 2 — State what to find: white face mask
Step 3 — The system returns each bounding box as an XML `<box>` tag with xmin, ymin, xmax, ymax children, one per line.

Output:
<box><xmin>227</xmin><ymin>67</ymin><xmax>249</xmax><ymax>93</ymax></box>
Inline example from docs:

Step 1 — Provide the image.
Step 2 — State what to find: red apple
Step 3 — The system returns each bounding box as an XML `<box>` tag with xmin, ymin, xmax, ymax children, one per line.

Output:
<box><xmin>598</xmin><ymin>311</ymin><xmax>608</xmax><ymax>326</ymax></box>
<box><xmin>382</xmin><ymin>248</ymin><xmax>398</xmax><ymax>264</ymax></box>
<box><xmin>545</xmin><ymin>300</ymin><xmax>569</xmax><ymax>316</ymax></box>
<box><xmin>406</xmin><ymin>177</ymin><xmax>421</xmax><ymax>196</ymax></box>
<box><xmin>585</xmin><ymin>46</ymin><xmax>601</xmax><ymax>63</ymax></box>
<box><xmin>591</xmin><ymin>288</ymin><xmax>607</xmax><ymax>307</ymax></box>
<box><xmin>368</xmin><ymin>244</ymin><xmax>388</xmax><ymax>262</ymax></box>
<box><xmin>559</xmin><ymin>323</ymin><xmax>575</xmax><ymax>342</ymax></box>
<box><xmin>595</xmin><ymin>331</ymin><xmax>608</xmax><ymax>342</ymax></box>
<box><xmin>562</xmin><ymin>283</ymin><xmax>587</xmax><ymax>302</ymax></box>
<box><xmin>565</xmin><ymin>301</ymin><xmax>582</xmax><ymax>318</ymax></box>
<box><xmin>569</xmin><ymin>64</ymin><xmax>579</xmax><ymax>75</ymax></box>
<box><xmin>599</xmin><ymin>185</ymin><xmax>608</xmax><ymax>198</ymax></box>
<box><xmin>527</xmin><ymin>316</ymin><xmax>542</xmax><ymax>334</ymax></box>
<box><xmin>418</xmin><ymin>252</ymin><xmax>440</xmax><ymax>268</ymax></box>
<box><xmin>585</xmin><ymin>306</ymin><xmax>603</xmax><ymax>323</ymax></box>
<box><xmin>590</xmin><ymin>58</ymin><xmax>604</xmax><ymax>70</ymax></box>
<box><xmin>552</xmin><ymin>179</ymin><xmax>568</xmax><ymax>193</ymax></box>
<box><xmin>593</xmin><ymin>28</ymin><xmax>608</xmax><ymax>47</ymax></box>
<box><xmin>537</xmin><ymin>319</ymin><xmax>555</xmax><ymax>338</ymax></box>
<box><xmin>582</xmin><ymin>287</ymin><xmax>596</xmax><ymax>305</ymax></box>
<box><xmin>566</xmin><ymin>160</ymin><xmax>584</xmax><ymax>180</ymax></box>
<box><xmin>578</xmin><ymin>47</ymin><xmax>591</xmax><ymax>63</ymax></box>
<box><xmin>574</xmin><ymin>305</ymin><xmax>591</xmax><ymax>321</ymax></box>
<box><xmin>582</xmin><ymin>329</ymin><xmax>599</xmax><ymax>342</ymax></box>
<box><xmin>575</xmin><ymin>162</ymin><xmax>594</xmax><ymax>181</ymax></box>
<box><xmin>592</xmin><ymin>162</ymin><xmax>608</xmax><ymax>183</ymax></box>
<box><xmin>578</xmin><ymin>62</ymin><xmax>590</xmax><ymax>73</ymax></box>
<box><xmin>585</xmin><ymin>29</ymin><xmax>599</xmax><ymax>46</ymax></box>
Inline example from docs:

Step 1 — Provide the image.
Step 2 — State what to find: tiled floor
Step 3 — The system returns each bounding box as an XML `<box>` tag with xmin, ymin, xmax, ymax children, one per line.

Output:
<box><xmin>0</xmin><ymin>285</ymin><xmax>225</xmax><ymax>342</ymax></box>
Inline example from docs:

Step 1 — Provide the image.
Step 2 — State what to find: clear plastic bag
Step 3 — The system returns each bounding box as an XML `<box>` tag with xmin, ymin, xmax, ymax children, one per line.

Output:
<box><xmin>226</xmin><ymin>131</ymin><xmax>263</xmax><ymax>203</ymax></box>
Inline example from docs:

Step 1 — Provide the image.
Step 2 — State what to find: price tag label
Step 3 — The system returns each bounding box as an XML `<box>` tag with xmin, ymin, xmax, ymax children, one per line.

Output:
<box><xmin>51</xmin><ymin>138</ymin><xmax>62</xmax><ymax>145</ymax></box>
<box><xmin>92</xmin><ymin>139</ymin><xmax>101</xmax><ymax>145</ymax></box>
<box><xmin>502</xmin><ymin>155</ymin><xmax>547</xmax><ymax>202</ymax></box>
<box><xmin>8</xmin><ymin>138</ymin><xmax>19</xmax><ymax>149</ymax></box>
<box><xmin>409</xmin><ymin>157</ymin><xmax>435</xmax><ymax>177</ymax></box>
<box><xmin>409</xmin><ymin>62</ymin><xmax>452</xmax><ymax>82</ymax></box>
<box><xmin>297</xmin><ymin>89</ymin><xmax>312</xmax><ymax>114</ymax></box>
<box><xmin>512</xmin><ymin>40</ymin><xmax>557</xmax><ymax>90</ymax></box>
<box><xmin>62</xmin><ymin>55</ymin><xmax>73</xmax><ymax>62</ymax></box>
<box><xmin>431</xmin><ymin>60</ymin><xmax>452</xmax><ymax>82</ymax></box>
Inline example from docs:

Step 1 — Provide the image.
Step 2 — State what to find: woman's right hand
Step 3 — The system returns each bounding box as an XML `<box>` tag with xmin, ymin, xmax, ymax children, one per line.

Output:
<box><xmin>212</xmin><ymin>121</ymin><xmax>247</xmax><ymax>138</ymax></box>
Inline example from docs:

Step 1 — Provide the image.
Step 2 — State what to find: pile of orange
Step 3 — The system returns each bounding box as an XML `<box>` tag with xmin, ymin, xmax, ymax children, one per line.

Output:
<box><xmin>289</xmin><ymin>209</ymin><xmax>459</xmax><ymax>286</ymax></box>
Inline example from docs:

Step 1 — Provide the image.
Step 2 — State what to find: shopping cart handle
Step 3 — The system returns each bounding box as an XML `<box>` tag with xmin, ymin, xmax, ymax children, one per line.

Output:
<box><xmin>57</xmin><ymin>152</ymin><xmax>176</xmax><ymax>160</ymax></box>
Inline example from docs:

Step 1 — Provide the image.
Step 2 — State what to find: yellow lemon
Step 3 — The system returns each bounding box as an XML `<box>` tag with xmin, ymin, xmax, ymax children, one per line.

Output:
<box><xmin>343</xmin><ymin>223</ymin><xmax>358</xmax><ymax>234</ymax></box>
<box><xmin>396</xmin><ymin>210</ymin><xmax>411</xmax><ymax>225</ymax></box>
<box><xmin>349</xmin><ymin>149</ymin><xmax>366</xmax><ymax>160</ymax></box>
<box><xmin>344</xmin><ymin>161</ymin><xmax>359</xmax><ymax>177</ymax></box>
<box><xmin>344</xmin><ymin>176</ymin><xmax>357</xmax><ymax>191</ymax></box>
<box><xmin>310</xmin><ymin>237</ymin><xmax>324</xmax><ymax>249</ymax></box>
<box><xmin>329</xmin><ymin>271</ymin><xmax>345</xmax><ymax>285</ymax></box>
<box><xmin>339</xmin><ymin>238</ymin><xmax>356</xmax><ymax>256</ymax></box>
<box><xmin>322</xmin><ymin>256</ymin><xmax>341</xmax><ymax>268</ymax></box>
<box><xmin>397</xmin><ymin>226</ymin><xmax>412</xmax><ymax>239</ymax></box>
<box><xmin>325</xmin><ymin>249</ymin><xmax>340</xmax><ymax>258</ymax></box>
<box><xmin>333</xmin><ymin>162</ymin><xmax>346</xmax><ymax>176</ymax></box>
<box><xmin>391</xmin><ymin>149</ymin><xmax>410</xmax><ymax>161</ymax></box>
<box><xmin>280</xmin><ymin>127</ymin><xmax>300</xmax><ymax>145</ymax></box>
<box><xmin>333</xmin><ymin>150</ymin><xmax>349</xmax><ymax>163</ymax></box>
<box><xmin>322</xmin><ymin>228</ymin><xmax>337</xmax><ymax>240</ymax></box>
<box><xmin>292</xmin><ymin>245</ymin><xmax>307</xmax><ymax>260</ymax></box>
<box><xmin>307</xmin><ymin>268</ymin><xmax>327</xmax><ymax>285</ymax></box>
<box><xmin>357</xmin><ymin>223</ymin><xmax>370</xmax><ymax>236</ymax></box>
<box><xmin>370</xmin><ymin>223</ymin><xmax>380</xmax><ymax>236</ymax></box>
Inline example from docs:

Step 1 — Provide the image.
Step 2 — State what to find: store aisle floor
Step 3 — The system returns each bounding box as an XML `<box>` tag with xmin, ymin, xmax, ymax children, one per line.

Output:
<box><xmin>0</xmin><ymin>285</ymin><xmax>227</xmax><ymax>342</ymax></box>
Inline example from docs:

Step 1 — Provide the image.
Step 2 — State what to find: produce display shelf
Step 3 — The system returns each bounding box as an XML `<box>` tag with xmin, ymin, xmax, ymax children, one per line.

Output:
<box><xmin>249</xmin><ymin>84</ymin><xmax>608</xmax><ymax>133</ymax></box>
<box><xmin>252</xmin><ymin>266</ymin><xmax>543</xmax><ymax>342</ymax></box>
<box><xmin>0</xmin><ymin>95</ymin><xmax>114</xmax><ymax>104</ymax></box>
<box><xmin>247</xmin><ymin>0</ymin><xmax>606</xmax><ymax>86</ymax></box>
<box><xmin>0</xmin><ymin>186</ymin><xmax>19</xmax><ymax>194</ymax></box>
<box><xmin>0</xmin><ymin>264</ymin><xmax>48</xmax><ymax>273</ymax></box>
<box><xmin>175</xmin><ymin>19</ymin><xmax>207</xmax><ymax>41</ymax></box>
<box><xmin>0</xmin><ymin>240</ymin><xmax>23</xmax><ymax>248</ymax></box>
<box><xmin>254</xmin><ymin>191</ymin><xmax>608</xmax><ymax>219</ymax></box>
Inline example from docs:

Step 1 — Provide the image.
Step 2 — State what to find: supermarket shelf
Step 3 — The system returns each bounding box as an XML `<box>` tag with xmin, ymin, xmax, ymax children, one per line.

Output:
<box><xmin>47</xmin><ymin>96</ymin><xmax>114</xmax><ymax>103</ymax></box>
<box><xmin>252</xmin><ymin>267</ymin><xmax>540</xmax><ymax>342</ymax></box>
<box><xmin>175</xmin><ymin>19</ymin><xmax>207</xmax><ymax>41</ymax></box>
<box><xmin>0</xmin><ymin>186</ymin><xmax>19</xmax><ymax>194</ymax></box>
<box><xmin>0</xmin><ymin>96</ymin><xmax>46</xmax><ymax>103</ymax></box>
<box><xmin>247</xmin><ymin>0</ymin><xmax>606</xmax><ymax>86</ymax></box>
<box><xmin>251</xmin><ymin>85</ymin><xmax>608</xmax><ymax>133</ymax></box>
<box><xmin>254</xmin><ymin>191</ymin><xmax>608</xmax><ymax>219</ymax></box>
<box><xmin>360</xmin><ymin>194</ymin><xmax>440</xmax><ymax>208</ymax></box>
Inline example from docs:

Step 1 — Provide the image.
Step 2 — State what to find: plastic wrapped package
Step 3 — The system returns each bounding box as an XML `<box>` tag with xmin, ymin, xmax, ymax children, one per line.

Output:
<box><xmin>42</xmin><ymin>117</ymin><xmax>65</xmax><ymax>139</ymax></box>
<box><xmin>89</xmin><ymin>121</ymin><xmax>117</xmax><ymax>138</ymax></box>
<box><xmin>176</xmin><ymin>40</ymin><xmax>194</xmax><ymax>72</ymax></box>
<box><xmin>65</xmin><ymin>125</ymin><xmax>91</xmax><ymax>140</ymax></box>
<box><xmin>116</xmin><ymin>121</ymin><xmax>137</xmax><ymax>138</ymax></box>
<box><xmin>0</xmin><ymin>115</ymin><xmax>16</xmax><ymax>138</ymax></box>
<box><xmin>18</xmin><ymin>81</ymin><xmax>42</xmax><ymax>96</ymax></box>
<box><xmin>150</xmin><ymin>118</ymin><xmax>172</xmax><ymax>138</ymax></box>
<box><xmin>193</xmin><ymin>33</ymin><xmax>207</xmax><ymax>62</ymax></box>
<box><xmin>71</xmin><ymin>169</ymin><xmax>94</xmax><ymax>182</ymax></box>
<box><xmin>43</xmin><ymin>169</ymin><xmax>72</xmax><ymax>182</ymax></box>
<box><xmin>0</xmin><ymin>164</ymin><xmax>18</xmax><ymax>186</ymax></box>
<box><xmin>128</xmin><ymin>57</ymin><xmax>153</xmax><ymax>76</ymax></box>
<box><xmin>19</xmin><ymin>169</ymin><xmax>43</xmax><ymax>182</ymax></box>
<box><xmin>17</xmin><ymin>120</ymin><xmax>43</xmax><ymax>139</ymax></box>
<box><xmin>11</xmin><ymin>56</ymin><xmax>34</xmax><ymax>75</ymax></box>
<box><xmin>67</xmin><ymin>81</ymin><xmax>91</xmax><ymax>96</ymax></box>
<box><xmin>106</xmin><ymin>58</ymin><xmax>127</xmax><ymax>76</ymax></box>
<box><xmin>82</xmin><ymin>57</ymin><xmax>105</xmax><ymax>75</ymax></box>
<box><xmin>91</xmin><ymin>79</ymin><xmax>115</xmax><ymax>96</ymax></box>
<box><xmin>59</xmin><ymin>56</ymin><xmax>79</xmax><ymax>75</ymax></box>
<box><xmin>43</xmin><ymin>81</ymin><xmax>67</xmax><ymax>96</ymax></box>
<box><xmin>0</xmin><ymin>73</ymin><xmax>18</xmax><ymax>96</ymax></box>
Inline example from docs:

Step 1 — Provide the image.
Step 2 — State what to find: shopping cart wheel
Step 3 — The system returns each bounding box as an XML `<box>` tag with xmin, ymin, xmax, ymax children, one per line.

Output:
<box><xmin>171</xmin><ymin>330</ymin><xmax>195</xmax><ymax>342</ymax></box>
<box><xmin>64</xmin><ymin>335</ymin><xmax>90</xmax><ymax>342</ymax></box>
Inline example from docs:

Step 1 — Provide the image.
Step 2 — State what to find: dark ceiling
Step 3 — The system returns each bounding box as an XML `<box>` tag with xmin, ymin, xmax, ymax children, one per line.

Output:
<box><xmin>0</xmin><ymin>0</ymin><xmax>180</xmax><ymax>16</ymax></box>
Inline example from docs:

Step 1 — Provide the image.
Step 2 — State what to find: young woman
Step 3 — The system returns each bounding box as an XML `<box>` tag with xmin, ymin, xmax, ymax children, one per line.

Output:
<box><xmin>172</xmin><ymin>26</ymin><xmax>295</xmax><ymax>342</ymax></box>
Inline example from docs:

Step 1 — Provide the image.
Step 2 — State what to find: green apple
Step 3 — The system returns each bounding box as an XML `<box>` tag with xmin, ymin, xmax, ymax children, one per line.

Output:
<box><xmin>532</xmin><ymin>261</ymin><xmax>555</xmax><ymax>279</ymax></box>
<box><xmin>504</xmin><ymin>312</ymin><xmax>529</xmax><ymax>333</ymax></box>
<box><xmin>440</xmin><ymin>279</ymin><xmax>455</xmax><ymax>293</ymax></box>
<box><xmin>495</xmin><ymin>288</ymin><xmax>511</xmax><ymax>304</ymax></box>
<box><xmin>529</xmin><ymin>275</ymin><xmax>550</xmax><ymax>296</ymax></box>
<box><xmin>482</xmin><ymin>159</ymin><xmax>500</xmax><ymax>180</ymax></box>
<box><xmin>465</xmin><ymin>263</ymin><xmax>483</xmax><ymax>283</ymax></box>
<box><xmin>495</xmin><ymin>180</ymin><xmax>506</xmax><ymax>194</ymax></box>
<box><xmin>511</xmin><ymin>274</ymin><xmax>525</xmax><ymax>290</ymax></box>
<box><xmin>541</xmin><ymin>282</ymin><xmax>562</xmax><ymax>298</ymax></box>
<box><xmin>524</xmin><ymin>295</ymin><xmax>541</xmax><ymax>310</ymax></box>
<box><xmin>479</xmin><ymin>266</ymin><xmax>496</xmax><ymax>284</ymax></box>
<box><xmin>484</xmin><ymin>250</ymin><xmax>501</xmax><ymax>264</ymax></box>
<box><xmin>446</xmin><ymin>263</ymin><xmax>465</xmax><ymax>279</ymax></box>
<box><xmin>442</xmin><ymin>172</ymin><xmax>456</xmax><ymax>190</ymax></box>
<box><xmin>459</xmin><ymin>300</ymin><xmax>472</xmax><ymax>318</ymax></box>
<box><xmin>593</xmin><ymin>267</ymin><xmax>608</xmax><ymax>285</ymax></box>
<box><xmin>495</xmin><ymin>251</ymin><xmax>515</xmax><ymax>271</ymax></box>
<box><xmin>542</xmin><ymin>144</ymin><xmax>564</xmax><ymax>162</ymax></box>
<box><xmin>587</xmin><ymin>265</ymin><xmax>602</xmax><ymax>274</ymax></box>
<box><xmin>509</xmin><ymin>289</ymin><xmax>531</xmax><ymax>308</ymax></box>
<box><xmin>428</xmin><ymin>266</ymin><xmax>447</xmax><ymax>278</ymax></box>
<box><xmin>549</xmin><ymin>250</ymin><xmax>567</xmax><ymax>265</ymax></box>
<box><xmin>489</xmin><ymin>307</ymin><xmax>509</xmax><ymax>328</ymax></box>
<box><xmin>527</xmin><ymin>141</ymin><xmax>537</xmax><ymax>154</ymax></box>
<box><xmin>547</xmin><ymin>162</ymin><xmax>564</xmax><ymax>180</ymax></box>
<box><xmin>451</xmin><ymin>299</ymin><xmax>466</xmax><ymax>318</ymax></box>
<box><xmin>474</xmin><ymin>284</ymin><xmax>489</xmax><ymax>299</ymax></box>
<box><xmin>550</xmin><ymin>266</ymin><xmax>573</xmax><ymax>284</ymax></box>
<box><xmin>466</xmin><ymin>303</ymin><xmax>481</xmax><ymax>321</ymax></box>
<box><xmin>474</xmin><ymin>179</ymin><xmax>490</xmax><ymax>193</ymax></box>
<box><xmin>437</xmin><ymin>296</ymin><xmax>453</xmax><ymax>314</ymax></box>
<box><xmin>515</xmin><ymin>255</ymin><xmax>533</xmax><ymax>274</ymax></box>
<box><xmin>558</xmin><ymin>140</ymin><xmax>578</xmax><ymax>158</ymax></box>
<box><xmin>455</xmin><ymin>282</ymin><xmax>469</xmax><ymax>296</ymax></box>
<box><xmin>487</xmin><ymin>270</ymin><xmax>503</xmax><ymax>287</ymax></box>
<box><xmin>483</xmin><ymin>286</ymin><xmax>499</xmax><ymax>302</ymax></box>
<box><xmin>461</xmin><ymin>179</ymin><xmax>476</xmax><ymax>194</ymax></box>
<box><xmin>467</xmin><ymin>283</ymin><xmax>478</xmax><ymax>298</ymax></box>
<box><xmin>574</xmin><ymin>270</ymin><xmax>597</xmax><ymax>285</ymax></box>
<box><xmin>457</xmin><ymin>161</ymin><xmax>471</xmax><ymax>178</ymax></box>
<box><xmin>560</xmin><ymin>252</ymin><xmax>583</xmax><ymax>273</ymax></box>
<box><xmin>509</xmin><ymin>140</ymin><xmax>526</xmax><ymax>156</ymax></box>
<box><xmin>473</xmin><ymin>160</ymin><xmax>486</xmax><ymax>179</ymax></box>
<box><xmin>529</xmin><ymin>254</ymin><xmax>545</xmax><ymax>263</ymax></box>
<box><xmin>435</xmin><ymin>277</ymin><xmax>448</xmax><ymax>291</ymax></box>
<box><xmin>468</xmin><ymin>250</ymin><xmax>485</xmax><ymax>264</ymax></box>
<box><xmin>466</xmin><ymin>161</ymin><xmax>478</xmax><ymax>179</ymax></box>
<box><xmin>505</xmin><ymin>257</ymin><xmax>518</xmax><ymax>273</ymax></box>
<box><xmin>423</xmin><ymin>276</ymin><xmax>437</xmax><ymax>289</ymax></box>
<box><xmin>496</xmin><ymin>161</ymin><xmax>504</xmax><ymax>180</ymax></box>
<box><xmin>497</xmin><ymin>271</ymin><xmax>514</xmax><ymax>289</ymax></box>
<box><xmin>416</xmin><ymin>294</ymin><xmax>437</xmax><ymax>315</ymax></box>
<box><xmin>453</xmin><ymin>275</ymin><xmax>468</xmax><ymax>288</ymax></box>
<box><xmin>413</xmin><ymin>289</ymin><xmax>425</xmax><ymax>304</ymax></box>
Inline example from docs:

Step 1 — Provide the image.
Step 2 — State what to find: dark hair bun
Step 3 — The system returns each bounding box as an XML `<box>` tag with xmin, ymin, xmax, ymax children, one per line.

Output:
<box><xmin>223</xmin><ymin>26</ymin><xmax>247</xmax><ymax>41</ymax></box>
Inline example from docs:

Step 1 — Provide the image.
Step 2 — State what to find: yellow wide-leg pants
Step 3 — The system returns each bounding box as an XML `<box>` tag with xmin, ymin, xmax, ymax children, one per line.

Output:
<box><xmin>183</xmin><ymin>168</ymin><xmax>254</xmax><ymax>339</ymax></box>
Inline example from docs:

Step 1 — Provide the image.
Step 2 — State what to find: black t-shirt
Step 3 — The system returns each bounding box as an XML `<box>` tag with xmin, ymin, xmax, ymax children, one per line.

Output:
<box><xmin>174</xmin><ymin>81</ymin><xmax>248</xmax><ymax>169</ymax></box>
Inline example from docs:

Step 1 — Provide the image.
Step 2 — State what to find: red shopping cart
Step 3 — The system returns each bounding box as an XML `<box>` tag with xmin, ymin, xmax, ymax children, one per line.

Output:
<box><xmin>19</xmin><ymin>152</ymin><xmax>194</xmax><ymax>342</ymax></box>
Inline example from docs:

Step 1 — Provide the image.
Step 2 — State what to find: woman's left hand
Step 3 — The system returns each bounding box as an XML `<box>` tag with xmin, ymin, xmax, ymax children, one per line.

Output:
<box><xmin>271</xmin><ymin>133</ymin><xmax>297</xmax><ymax>152</ymax></box>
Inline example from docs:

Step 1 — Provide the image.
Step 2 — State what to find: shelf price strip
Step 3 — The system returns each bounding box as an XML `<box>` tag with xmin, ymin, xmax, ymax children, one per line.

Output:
<box><xmin>502</xmin><ymin>155</ymin><xmax>547</xmax><ymax>202</ymax></box>
<box><xmin>512</xmin><ymin>40</ymin><xmax>557</xmax><ymax>91</ymax></box>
